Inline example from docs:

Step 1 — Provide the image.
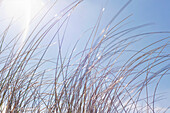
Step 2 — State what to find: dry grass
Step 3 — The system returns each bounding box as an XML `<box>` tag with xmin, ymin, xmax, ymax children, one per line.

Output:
<box><xmin>0</xmin><ymin>0</ymin><xmax>169</xmax><ymax>112</ymax></box>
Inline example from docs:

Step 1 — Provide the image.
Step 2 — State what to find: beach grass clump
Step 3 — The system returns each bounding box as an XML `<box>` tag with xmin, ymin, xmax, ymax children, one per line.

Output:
<box><xmin>0</xmin><ymin>0</ymin><xmax>169</xmax><ymax>112</ymax></box>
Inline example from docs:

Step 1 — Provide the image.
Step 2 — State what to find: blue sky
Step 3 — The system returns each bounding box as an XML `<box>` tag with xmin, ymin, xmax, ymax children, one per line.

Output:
<box><xmin>38</xmin><ymin>0</ymin><xmax>170</xmax><ymax>110</ymax></box>
<box><xmin>51</xmin><ymin>0</ymin><xmax>170</xmax><ymax>110</ymax></box>
<box><xmin>0</xmin><ymin>0</ymin><xmax>169</xmax><ymax>112</ymax></box>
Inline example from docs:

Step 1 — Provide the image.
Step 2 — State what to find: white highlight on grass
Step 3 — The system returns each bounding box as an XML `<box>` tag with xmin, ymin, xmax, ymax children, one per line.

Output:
<box><xmin>102</xmin><ymin>7</ymin><xmax>105</xmax><ymax>12</ymax></box>
<box><xmin>2</xmin><ymin>0</ymin><xmax>44</xmax><ymax>43</ymax></box>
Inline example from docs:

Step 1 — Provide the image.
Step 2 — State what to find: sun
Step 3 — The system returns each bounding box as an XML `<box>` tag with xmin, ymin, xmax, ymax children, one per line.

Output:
<box><xmin>2</xmin><ymin>0</ymin><xmax>44</xmax><ymax>42</ymax></box>
<box><xmin>2</xmin><ymin>0</ymin><xmax>44</xmax><ymax>18</ymax></box>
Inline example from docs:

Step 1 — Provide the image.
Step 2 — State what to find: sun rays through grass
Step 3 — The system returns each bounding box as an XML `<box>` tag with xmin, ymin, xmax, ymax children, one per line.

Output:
<box><xmin>0</xmin><ymin>0</ymin><xmax>169</xmax><ymax>112</ymax></box>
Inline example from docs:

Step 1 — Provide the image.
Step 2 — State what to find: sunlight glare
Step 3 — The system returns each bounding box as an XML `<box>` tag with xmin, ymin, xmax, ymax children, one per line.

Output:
<box><xmin>2</xmin><ymin>0</ymin><xmax>44</xmax><ymax>43</ymax></box>
<box><xmin>2</xmin><ymin>0</ymin><xmax>44</xmax><ymax>18</ymax></box>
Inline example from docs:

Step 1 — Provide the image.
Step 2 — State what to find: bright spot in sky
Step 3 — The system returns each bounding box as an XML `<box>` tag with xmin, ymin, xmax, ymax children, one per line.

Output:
<box><xmin>2</xmin><ymin>0</ymin><xmax>44</xmax><ymax>43</ymax></box>
<box><xmin>2</xmin><ymin>0</ymin><xmax>44</xmax><ymax>18</ymax></box>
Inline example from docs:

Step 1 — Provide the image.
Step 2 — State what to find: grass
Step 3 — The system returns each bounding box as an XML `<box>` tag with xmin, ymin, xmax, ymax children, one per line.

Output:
<box><xmin>0</xmin><ymin>0</ymin><xmax>169</xmax><ymax>112</ymax></box>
